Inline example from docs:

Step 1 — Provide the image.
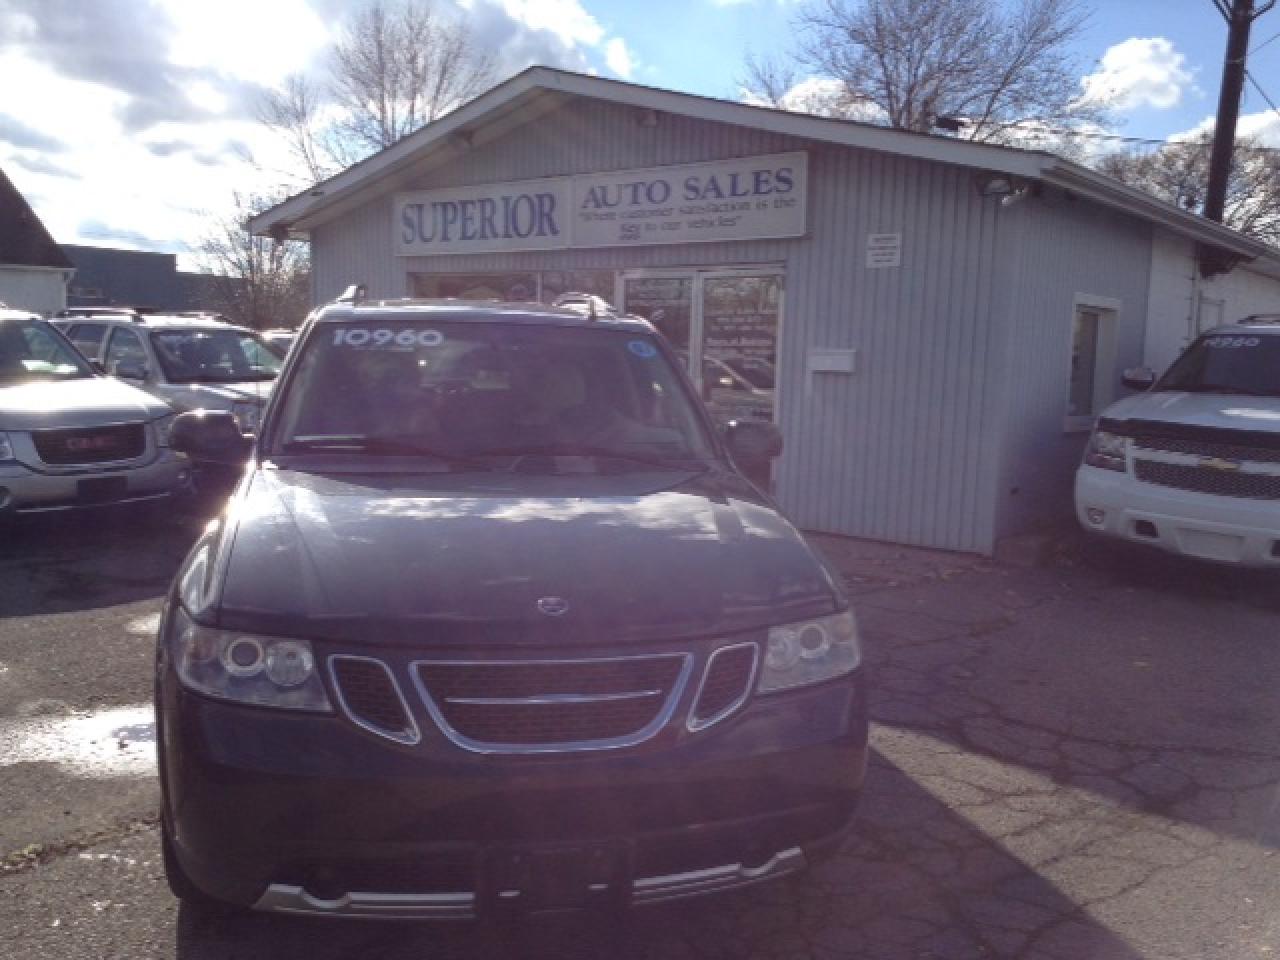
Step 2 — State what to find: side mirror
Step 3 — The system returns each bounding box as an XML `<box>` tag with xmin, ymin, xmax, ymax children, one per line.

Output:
<box><xmin>114</xmin><ymin>360</ymin><xmax>148</xmax><ymax>381</ymax></box>
<box><xmin>169</xmin><ymin>410</ymin><xmax>252</xmax><ymax>465</ymax></box>
<box><xmin>1122</xmin><ymin>366</ymin><xmax>1157</xmax><ymax>391</ymax></box>
<box><xmin>724</xmin><ymin>419</ymin><xmax>782</xmax><ymax>463</ymax></box>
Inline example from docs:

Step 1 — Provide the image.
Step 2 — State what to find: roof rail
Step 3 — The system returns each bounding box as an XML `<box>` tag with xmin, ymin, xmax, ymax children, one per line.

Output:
<box><xmin>336</xmin><ymin>283</ymin><xmax>368</xmax><ymax>305</ymax></box>
<box><xmin>551</xmin><ymin>292</ymin><xmax>615</xmax><ymax>320</ymax></box>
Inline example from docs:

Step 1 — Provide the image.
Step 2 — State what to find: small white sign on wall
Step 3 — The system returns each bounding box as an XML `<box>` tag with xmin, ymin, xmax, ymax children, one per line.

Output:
<box><xmin>866</xmin><ymin>233</ymin><xmax>902</xmax><ymax>269</ymax></box>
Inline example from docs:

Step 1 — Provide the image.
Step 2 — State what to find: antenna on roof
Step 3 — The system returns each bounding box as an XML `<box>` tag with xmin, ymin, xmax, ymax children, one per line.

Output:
<box><xmin>336</xmin><ymin>283</ymin><xmax>367</xmax><ymax>304</ymax></box>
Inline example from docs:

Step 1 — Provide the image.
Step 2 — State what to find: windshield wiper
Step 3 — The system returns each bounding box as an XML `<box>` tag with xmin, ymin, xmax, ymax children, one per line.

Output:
<box><xmin>282</xmin><ymin>435</ymin><xmax>491</xmax><ymax>468</ymax></box>
<box><xmin>476</xmin><ymin>443</ymin><xmax>709</xmax><ymax>473</ymax></box>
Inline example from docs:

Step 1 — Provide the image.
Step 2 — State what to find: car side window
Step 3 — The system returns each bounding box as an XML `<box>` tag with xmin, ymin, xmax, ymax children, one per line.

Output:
<box><xmin>105</xmin><ymin>327</ymin><xmax>149</xmax><ymax>377</ymax></box>
<box><xmin>68</xmin><ymin>323</ymin><xmax>107</xmax><ymax>357</ymax></box>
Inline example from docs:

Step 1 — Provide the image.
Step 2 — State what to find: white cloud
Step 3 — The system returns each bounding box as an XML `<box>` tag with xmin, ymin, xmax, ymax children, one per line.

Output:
<box><xmin>1172</xmin><ymin>110</ymin><xmax>1280</xmax><ymax>148</ymax></box>
<box><xmin>1079</xmin><ymin>37</ymin><xmax>1195</xmax><ymax>112</ymax></box>
<box><xmin>604</xmin><ymin>37</ymin><xmax>634</xmax><ymax>78</ymax></box>
<box><xmin>495</xmin><ymin>0</ymin><xmax>605</xmax><ymax>48</ymax></box>
<box><xmin>742</xmin><ymin>75</ymin><xmax>887</xmax><ymax>124</ymax></box>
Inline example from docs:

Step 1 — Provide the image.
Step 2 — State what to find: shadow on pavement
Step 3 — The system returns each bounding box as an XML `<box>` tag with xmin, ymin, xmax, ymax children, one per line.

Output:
<box><xmin>172</xmin><ymin>748</ymin><xmax>1142</xmax><ymax>960</ymax></box>
<box><xmin>0</xmin><ymin>495</ymin><xmax>223</xmax><ymax>619</ymax></box>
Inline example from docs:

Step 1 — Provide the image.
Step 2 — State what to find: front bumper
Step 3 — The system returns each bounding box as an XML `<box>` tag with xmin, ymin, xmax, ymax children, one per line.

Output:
<box><xmin>0</xmin><ymin>451</ymin><xmax>188</xmax><ymax>513</ymax></box>
<box><xmin>158</xmin><ymin>661</ymin><xmax>868</xmax><ymax>916</ymax></box>
<box><xmin>1075</xmin><ymin>464</ymin><xmax>1280</xmax><ymax>565</ymax></box>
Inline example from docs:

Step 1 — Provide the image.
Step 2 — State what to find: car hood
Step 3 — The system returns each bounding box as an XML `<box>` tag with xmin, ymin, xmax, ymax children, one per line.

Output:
<box><xmin>1102</xmin><ymin>390</ymin><xmax>1280</xmax><ymax>434</ymax></box>
<box><xmin>214</xmin><ymin>467</ymin><xmax>841</xmax><ymax>648</ymax></box>
<box><xmin>0</xmin><ymin>377</ymin><xmax>169</xmax><ymax>429</ymax></box>
<box><xmin>172</xmin><ymin>381</ymin><xmax>274</xmax><ymax>404</ymax></box>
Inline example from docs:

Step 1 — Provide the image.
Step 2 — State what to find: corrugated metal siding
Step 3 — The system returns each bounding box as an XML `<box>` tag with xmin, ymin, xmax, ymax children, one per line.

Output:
<box><xmin>777</xmin><ymin>149</ymin><xmax>1003</xmax><ymax>553</ymax></box>
<box><xmin>305</xmin><ymin>97</ymin><xmax>1044</xmax><ymax>553</ymax></box>
<box><xmin>993</xmin><ymin>194</ymin><xmax>1153</xmax><ymax>540</ymax></box>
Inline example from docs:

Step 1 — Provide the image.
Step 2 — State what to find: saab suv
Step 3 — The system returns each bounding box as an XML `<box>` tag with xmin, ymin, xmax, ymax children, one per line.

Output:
<box><xmin>155</xmin><ymin>296</ymin><xmax>868</xmax><ymax>919</ymax></box>
<box><xmin>1076</xmin><ymin>317</ymin><xmax>1280</xmax><ymax>565</ymax></box>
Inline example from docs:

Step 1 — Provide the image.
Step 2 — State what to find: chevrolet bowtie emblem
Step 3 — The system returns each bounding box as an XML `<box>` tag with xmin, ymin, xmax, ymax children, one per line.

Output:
<box><xmin>1199</xmin><ymin>457</ymin><xmax>1242</xmax><ymax>472</ymax></box>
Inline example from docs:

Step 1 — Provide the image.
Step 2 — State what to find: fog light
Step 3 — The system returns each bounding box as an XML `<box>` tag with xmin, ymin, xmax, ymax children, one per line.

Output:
<box><xmin>1086</xmin><ymin>507</ymin><xmax>1105</xmax><ymax>526</ymax></box>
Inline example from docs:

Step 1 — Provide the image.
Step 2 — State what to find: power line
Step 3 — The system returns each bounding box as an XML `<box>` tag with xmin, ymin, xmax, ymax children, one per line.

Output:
<box><xmin>1251</xmin><ymin>27</ymin><xmax>1280</xmax><ymax>52</ymax></box>
<box><xmin>1246</xmin><ymin>69</ymin><xmax>1280</xmax><ymax>126</ymax></box>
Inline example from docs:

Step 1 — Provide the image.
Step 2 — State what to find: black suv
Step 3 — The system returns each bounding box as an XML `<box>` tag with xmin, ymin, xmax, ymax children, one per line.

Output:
<box><xmin>155</xmin><ymin>297</ymin><xmax>868</xmax><ymax>918</ymax></box>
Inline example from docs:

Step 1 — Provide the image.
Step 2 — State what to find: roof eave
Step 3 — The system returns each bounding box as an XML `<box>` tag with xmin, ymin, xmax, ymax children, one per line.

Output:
<box><xmin>1042</xmin><ymin>161</ymin><xmax>1270</xmax><ymax>261</ymax></box>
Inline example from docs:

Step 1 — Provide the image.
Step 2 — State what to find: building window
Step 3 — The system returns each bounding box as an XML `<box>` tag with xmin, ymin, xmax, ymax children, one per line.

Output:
<box><xmin>411</xmin><ymin>273</ymin><xmax>538</xmax><ymax>301</ymax></box>
<box><xmin>1065</xmin><ymin>296</ymin><xmax>1120</xmax><ymax>430</ymax></box>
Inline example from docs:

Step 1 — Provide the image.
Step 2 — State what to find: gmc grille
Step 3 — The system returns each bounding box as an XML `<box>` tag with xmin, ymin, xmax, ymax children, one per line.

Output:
<box><xmin>32</xmin><ymin>423</ymin><xmax>146</xmax><ymax>465</ymax></box>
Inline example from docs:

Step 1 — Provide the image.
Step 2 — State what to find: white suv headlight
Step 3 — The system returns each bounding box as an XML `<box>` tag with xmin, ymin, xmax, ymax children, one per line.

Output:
<box><xmin>230</xmin><ymin>400</ymin><xmax>262</xmax><ymax>434</ymax></box>
<box><xmin>758</xmin><ymin>611</ymin><xmax>860</xmax><ymax>693</ymax></box>
<box><xmin>170</xmin><ymin>607</ymin><xmax>330</xmax><ymax>712</ymax></box>
<box><xmin>1084</xmin><ymin>428</ymin><xmax>1128</xmax><ymax>472</ymax></box>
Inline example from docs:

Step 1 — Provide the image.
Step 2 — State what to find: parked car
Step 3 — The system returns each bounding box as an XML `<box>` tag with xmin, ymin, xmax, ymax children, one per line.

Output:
<box><xmin>261</xmin><ymin>328</ymin><xmax>298</xmax><ymax>354</ymax></box>
<box><xmin>155</xmin><ymin>295</ymin><xmax>868</xmax><ymax>918</ymax></box>
<box><xmin>53</xmin><ymin>314</ymin><xmax>281</xmax><ymax>435</ymax></box>
<box><xmin>0</xmin><ymin>307</ymin><xmax>187</xmax><ymax>514</ymax></box>
<box><xmin>1076</xmin><ymin>317</ymin><xmax>1280</xmax><ymax>565</ymax></box>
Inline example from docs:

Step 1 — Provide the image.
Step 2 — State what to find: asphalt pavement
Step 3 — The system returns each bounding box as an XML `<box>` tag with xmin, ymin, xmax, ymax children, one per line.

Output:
<box><xmin>2</xmin><ymin>504</ymin><xmax>1279</xmax><ymax>959</ymax></box>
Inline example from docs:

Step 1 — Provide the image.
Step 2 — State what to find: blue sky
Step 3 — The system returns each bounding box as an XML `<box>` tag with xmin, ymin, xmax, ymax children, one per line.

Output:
<box><xmin>1</xmin><ymin>0</ymin><xmax>1278</xmax><ymax>263</ymax></box>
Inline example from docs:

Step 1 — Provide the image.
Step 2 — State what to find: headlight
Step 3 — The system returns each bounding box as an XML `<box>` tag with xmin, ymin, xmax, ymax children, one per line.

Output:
<box><xmin>152</xmin><ymin>413</ymin><xmax>176</xmax><ymax>447</ymax></box>
<box><xmin>230</xmin><ymin>400</ymin><xmax>262</xmax><ymax>434</ymax></box>
<box><xmin>1084</xmin><ymin>428</ymin><xmax>1128</xmax><ymax>472</ymax></box>
<box><xmin>0</xmin><ymin>432</ymin><xmax>13</xmax><ymax>462</ymax></box>
<box><xmin>758</xmin><ymin>611</ymin><xmax>860</xmax><ymax>693</ymax></box>
<box><xmin>169</xmin><ymin>607</ymin><xmax>330</xmax><ymax>712</ymax></box>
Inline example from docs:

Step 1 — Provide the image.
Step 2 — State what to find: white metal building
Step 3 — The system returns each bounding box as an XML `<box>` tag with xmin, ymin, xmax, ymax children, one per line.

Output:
<box><xmin>251</xmin><ymin>68</ymin><xmax>1280</xmax><ymax>555</ymax></box>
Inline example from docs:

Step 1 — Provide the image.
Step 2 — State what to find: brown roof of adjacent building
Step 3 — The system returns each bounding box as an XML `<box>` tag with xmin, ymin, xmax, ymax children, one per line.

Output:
<box><xmin>0</xmin><ymin>166</ymin><xmax>72</xmax><ymax>269</ymax></box>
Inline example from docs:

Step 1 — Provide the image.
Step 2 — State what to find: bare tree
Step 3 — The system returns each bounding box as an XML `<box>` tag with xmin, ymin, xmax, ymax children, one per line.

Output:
<box><xmin>259</xmin><ymin>0</ymin><xmax>495</xmax><ymax>185</ymax></box>
<box><xmin>194</xmin><ymin>193</ymin><xmax>311</xmax><ymax>330</ymax></box>
<box><xmin>1097</xmin><ymin>135</ymin><xmax>1280</xmax><ymax>246</ymax></box>
<box><xmin>745</xmin><ymin>0</ymin><xmax>1103</xmax><ymax>141</ymax></box>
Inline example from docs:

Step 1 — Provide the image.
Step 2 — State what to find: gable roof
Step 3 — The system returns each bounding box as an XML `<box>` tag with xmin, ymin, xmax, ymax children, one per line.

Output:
<box><xmin>0</xmin><ymin>166</ymin><xmax>72</xmax><ymax>269</ymax></box>
<box><xmin>249</xmin><ymin>66</ymin><xmax>1272</xmax><ymax>264</ymax></box>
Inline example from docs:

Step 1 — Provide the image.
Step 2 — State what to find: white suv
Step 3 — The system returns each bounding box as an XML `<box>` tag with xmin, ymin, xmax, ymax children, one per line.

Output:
<box><xmin>1076</xmin><ymin>318</ymin><xmax>1280</xmax><ymax>565</ymax></box>
<box><xmin>55</xmin><ymin>315</ymin><xmax>281</xmax><ymax>434</ymax></box>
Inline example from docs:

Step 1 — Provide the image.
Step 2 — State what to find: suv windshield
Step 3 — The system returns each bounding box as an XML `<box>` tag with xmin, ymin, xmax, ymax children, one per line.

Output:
<box><xmin>0</xmin><ymin>318</ymin><xmax>93</xmax><ymax>386</ymax></box>
<box><xmin>150</xmin><ymin>328</ymin><xmax>281</xmax><ymax>383</ymax></box>
<box><xmin>1157</xmin><ymin>332</ymin><xmax>1280</xmax><ymax>397</ymax></box>
<box><xmin>270</xmin><ymin>321</ymin><xmax>715</xmax><ymax>465</ymax></box>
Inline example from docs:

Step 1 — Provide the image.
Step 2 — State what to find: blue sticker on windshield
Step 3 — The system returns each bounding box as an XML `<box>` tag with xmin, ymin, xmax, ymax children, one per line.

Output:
<box><xmin>628</xmin><ymin>339</ymin><xmax>657</xmax><ymax>359</ymax></box>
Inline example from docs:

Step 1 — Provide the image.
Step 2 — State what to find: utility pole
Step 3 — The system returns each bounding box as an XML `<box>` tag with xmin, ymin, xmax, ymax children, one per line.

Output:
<box><xmin>1204</xmin><ymin>0</ymin><xmax>1273</xmax><ymax>224</ymax></box>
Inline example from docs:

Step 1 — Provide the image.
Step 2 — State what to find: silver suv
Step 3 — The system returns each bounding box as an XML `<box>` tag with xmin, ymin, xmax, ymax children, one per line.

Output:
<box><xmin>0</xmin><ymin>308</ymin><xmax>186</xmax><ymax>514</ymax></box>
<box><xmin>55</xmin><ymin>315</ymin><xmax>282</xmax><ymax>434</ymax></box>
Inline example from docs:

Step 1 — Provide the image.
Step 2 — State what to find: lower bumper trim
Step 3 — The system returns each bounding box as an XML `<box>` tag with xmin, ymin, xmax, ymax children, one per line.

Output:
<box><xmin>252</xmin><ymin>885</ymin><xmax>475</xmax><ymax>919</ymax></box>
<box><xmin>250</xmin><ymin>846</ymin><xmax>808</xmax><ymax>918</ymax></box>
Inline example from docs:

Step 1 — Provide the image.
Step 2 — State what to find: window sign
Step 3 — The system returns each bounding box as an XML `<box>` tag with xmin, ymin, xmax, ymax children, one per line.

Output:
<box><xmin>395</xmin><ymin>152</ymin><xmax>808</xmax><ymax>256</ymax></box>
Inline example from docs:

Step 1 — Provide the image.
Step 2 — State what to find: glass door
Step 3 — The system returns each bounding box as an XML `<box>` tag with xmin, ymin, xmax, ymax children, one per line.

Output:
<box><xmin>698</xmin><ymin>273</ymin><xmax>781</xmax><ymax>425</ymax></box>
<box><xmin>619</xmin><ymin>274</ymin><xmax>694</xmax><ymax>355</ymax></box>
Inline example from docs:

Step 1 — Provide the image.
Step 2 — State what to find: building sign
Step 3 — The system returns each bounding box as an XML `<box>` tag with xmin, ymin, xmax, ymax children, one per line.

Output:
<box><xmin>394</xmin><ymin>152</ymin><xmax>808</xmax><ymax>256</ymax></box>
<box><xmin>866</xmin><ymin>233</ymin><xmax>902</xmax><ymax>269</ymax></box>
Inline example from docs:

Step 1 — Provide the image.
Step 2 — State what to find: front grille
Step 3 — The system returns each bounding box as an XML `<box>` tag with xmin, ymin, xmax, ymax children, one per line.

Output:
<box><xmin>330</xmin><ymin>657</ymin><xmax>418</xmax><ymax>744</ymax></box>
<box><xmin>415</xmin><ymin>655</ymin><xmax>689</xmax><ymax>752</ymax></box>
<box><xmin>1132</xmin><ymin>434</ymin><xmax>1280</xmax><ymax>464</ymax></box>
<box><xmin>32</xmin><ymin>423</ymin><xmax>146</xmax><ymax>465</ymax></box>
<box><xmin>689</xmin><ymin>644</ymin><xmax>757</xmax><ymax>730</ymax></box>
<box><xmin>1134</xmin><ymin>459</ymin><xmax>1280</xmax><ymax>499</ymax></box>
